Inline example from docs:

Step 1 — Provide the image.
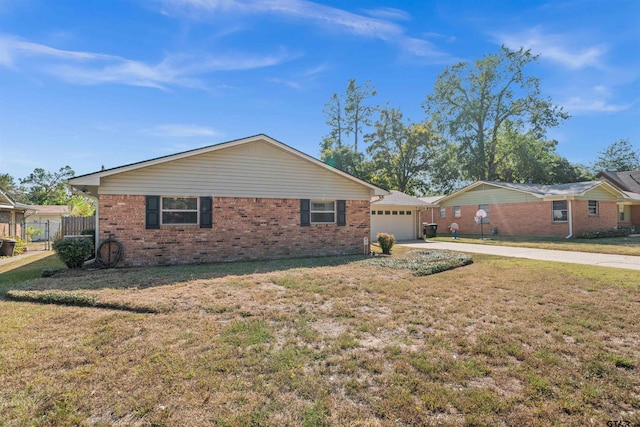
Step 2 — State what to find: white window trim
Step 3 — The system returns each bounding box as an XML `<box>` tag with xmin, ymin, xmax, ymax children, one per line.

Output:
<box><xmin>310</xmin><ymin>200</ymin><xmax>336</xmax><ymax>224</ymax></box>
<box><xmin>453</xmin><ymin>206</ymin><xmax>461</xmax><ymax>218</ymax></box>
<box><xmin>588</xmin><ymin>200</ymin><xmax>599</xmax><ymax>216</ymax></box>
<box><xmin>552</xmin><ymin>200</ymin><xmax>568</xmax><ymax>222</ymax></box>
<box><xmin>439</xmin><ymin>207</ymin><xmax>446</xmax><ymax>218</ymax></box>
<box><xmin>161</xmin><ymin>196</ymin><xmax>199</xmax><ymax>226</ymax></box>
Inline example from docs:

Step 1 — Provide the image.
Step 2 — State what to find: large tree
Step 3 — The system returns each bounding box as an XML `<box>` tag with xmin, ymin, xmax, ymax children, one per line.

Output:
<box><xmin>0</xmin><ymin>173</ymin><xmax>26</xmax><ymax>202</ymax></box>
<box><xmin>591</xmin><ymin>138</ymin><xmax>640</xmax><ymax>173</ymax></box>
<box><xmin>20</xmin><ymin>166</ymin><xmax>75</xmax><ymax>205</ymax></box>
<box><xmin>321</xmin><ymin>79</ymin><xmax>378</xmax><ymax>179</ymax></box>
<box><xmin>344</xmin><ymin>79</ymin><xmax>377</xmax><ymax>152</ymax></box>
<box><xmin>494</xmin><ymin>121</ymin><xmax>592</xmax><ymax>184</ymax></box>
<box><xmin>423</xmin><ymin>45</ymin><xmax>569</xmax><ymax>182</ymax></box>
<box><xmin>322</xmin><ymin>79</ymin><xmax>377</xmax><ymax>152</ymax></box>
<box><xmin>366</xmin><ymin>107</ymin><xmax>441</xmax><ymax>195</ymax></box>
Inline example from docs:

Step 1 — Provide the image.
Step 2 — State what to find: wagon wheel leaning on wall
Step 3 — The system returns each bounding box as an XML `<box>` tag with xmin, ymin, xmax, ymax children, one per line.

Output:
<box><xmin>95</xmin><ymin>237</ymin><xmax>123</xmax><ymax>268</ymax></box>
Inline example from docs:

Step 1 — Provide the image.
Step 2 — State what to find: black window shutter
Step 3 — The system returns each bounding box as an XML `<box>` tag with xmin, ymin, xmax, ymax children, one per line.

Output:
<box><xmin>337</xmin><ymin>200</ymin><xmax>346</xmax><ymax>226</ymax></box>
<box><xmin>300</xmin><ymin>199</ymin><xmax>310</xmax><ymax>226</ymax></box>
<box><xmin>146</xmin><ymin>196</ymin><xmax>160</xmax><ymax>229</ymax></box>
<box><xmin>200</xmin><ymin>196</ymin><xmax>213</xmax><ymax>228</ymax></box>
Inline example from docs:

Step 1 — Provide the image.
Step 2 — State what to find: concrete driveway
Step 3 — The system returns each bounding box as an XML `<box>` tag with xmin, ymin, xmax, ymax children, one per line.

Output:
<box><xmin>399</xmin><ymin>240</ymin><xmax>640</xmax><ymax>271</ymax></box>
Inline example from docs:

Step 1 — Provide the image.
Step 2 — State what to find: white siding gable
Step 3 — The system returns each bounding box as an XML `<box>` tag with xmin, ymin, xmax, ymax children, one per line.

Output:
<box><xmin>99</xmin><ymin>140</ymin><xmax>372</xmax><ymax>200</ymax></box>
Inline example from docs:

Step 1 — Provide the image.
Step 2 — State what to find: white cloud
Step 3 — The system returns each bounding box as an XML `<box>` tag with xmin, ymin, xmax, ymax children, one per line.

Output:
<box><xmin>562</xmin><ymin>96</ymin><xmax>631</xmax><ymax>113</ymax></box>
<box><xmin>144</xmin><ymin>124</ymin><xmax>221</xmax><ymax>137</ymax></box>
<box><xmin>0</xmin><ymin>35</ymin><xmax>119</xmax><ymax>68</ymax></box>
<box><xmin>164</xmin><ymin>0</ymin><xmax>455</xmax><ymax>62</ymax></box>
<box><xmin>497</xmin><ymin>26</ymin><xmax>606</xmax><ymax>69</ymax></box>
<box><xmin>0</xmin><ymin>34</ymin><xmax>296</xmax><ymax>89</ymax></box>
<box><xmin>363</xmin><ymin>7</ymin><xmax>411</xmax><ymax>22</ymax></box>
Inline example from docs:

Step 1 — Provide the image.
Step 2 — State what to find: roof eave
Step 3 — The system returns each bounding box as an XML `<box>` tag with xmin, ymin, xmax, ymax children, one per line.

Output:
<box><xmin>67</xmin><ymin>134</ymin><xmax>388</xmax><ymax>196</ymax></box>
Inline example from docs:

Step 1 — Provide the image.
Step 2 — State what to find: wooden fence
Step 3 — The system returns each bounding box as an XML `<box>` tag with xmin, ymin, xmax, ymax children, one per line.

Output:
<box><xmin>61</xmin><ymin>216</ymin><xmax>95</xmax><ymax>236</ymax></box>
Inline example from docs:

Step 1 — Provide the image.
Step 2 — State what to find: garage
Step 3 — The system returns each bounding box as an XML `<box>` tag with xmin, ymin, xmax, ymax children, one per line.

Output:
<box><xmin>370</xmin><ymin>191</ymin><xmax>430</xmax><ymax>241</ymax></box>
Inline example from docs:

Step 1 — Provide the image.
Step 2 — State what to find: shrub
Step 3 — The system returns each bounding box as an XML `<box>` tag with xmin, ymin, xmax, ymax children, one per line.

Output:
<box><xmin>52</xmin><ymin>238</ymin><xmax>94</xmax><ymax>269</ymax></box>
<box><xmin>577</xmin><ymin>228</ymin><xmax>631</xmax><ymax>239</ymax></box>
<box><xmin>376</xmin><ymin>232</ymin><xmax>396</xmax><ymax>255</ymax></box>
<box><xmin>81</xmin><ymin>228</ymin><xmax>96</xmax><ymax>239</ymax></box>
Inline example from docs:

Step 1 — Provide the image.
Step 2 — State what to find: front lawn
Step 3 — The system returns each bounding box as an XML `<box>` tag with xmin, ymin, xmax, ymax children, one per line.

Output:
<box><xmin>0</xmin><ymin>252</ymin><xmax>638</xmax><ymax>425</ymax></box>
<box><xmin>430</xmin><ymin>234</ymin><xmax>640</xmax><ymax>256</ymax></box>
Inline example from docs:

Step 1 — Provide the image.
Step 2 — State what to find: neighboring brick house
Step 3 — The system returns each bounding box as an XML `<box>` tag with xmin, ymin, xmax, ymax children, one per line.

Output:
<box><xmin>425</xmin><ymin>181</ymin><xmax>625</xmax><ymax>238</ymax></box>
<box><xmin>597</xmin><ymin>170</ymin><xmax>640</xmax><ymax>228</ymax></box>
<box><xmin>67</xmin><ymin>135</ymin><xmax>388</xmax><ymax>267</ymax></box>
<box><xmin>0</xmin><ymin>187</ymin><xmax>29</xmax><ymax>239</ymax></box>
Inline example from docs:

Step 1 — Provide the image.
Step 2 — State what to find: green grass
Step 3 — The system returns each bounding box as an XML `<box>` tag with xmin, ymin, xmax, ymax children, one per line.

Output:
<box><xmin>0</xmin><ymin>252</ymin><xmax>64</xmax><ymax>296</ymax></box>
<box><xmin>430</xmin><ymin>234</ymin><xmax>640</xmax><ymax>256</ymax></box>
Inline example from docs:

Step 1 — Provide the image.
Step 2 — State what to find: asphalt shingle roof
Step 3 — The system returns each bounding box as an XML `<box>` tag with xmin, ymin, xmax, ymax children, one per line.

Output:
<box><xmin>597</xmin><ymin>170</ymin><xmax>640</xmax><ymax>193</ymax></box>
<box><xmin>484</xmin><ymin>181</ymin><xmax>605</xmax><ymax>197</ymax></box>
<box><xmin>371</xmin><ymin>190</ymin><xmax>431</xmax><ymax>206</ymax></box>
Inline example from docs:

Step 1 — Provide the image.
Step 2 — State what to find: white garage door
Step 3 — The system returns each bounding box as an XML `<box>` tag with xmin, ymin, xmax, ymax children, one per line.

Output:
<box><xmin>371</xmin><ymin>208</ymin><xmax>416</xmax><ymax>241</ymax></box>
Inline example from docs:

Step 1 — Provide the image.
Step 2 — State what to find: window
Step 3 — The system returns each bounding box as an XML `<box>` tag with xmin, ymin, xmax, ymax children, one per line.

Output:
<box><xmin>406</xmin><ymin>210</ymin><xmax>412</xmax><ymax>215</ymax></box>
<box><xmin>377</xmin><ymin>210</ymin><xmax>383</xmax><ymax>215</ymax></box>
<box><xmin>478</xmin><ymin>204</ymin><xmax>490</xmax><ymax>224</ymax></box>
<box><xmin>162</xmin><ymin>197</ymin><xmax>198</xmax><ymax>225</ymax></box>
<box><xmin>371</xmin><ymin>210</ymin><xmax>376</xmax><ymax>215</ymax></box>
<box><xmin>453</xmin><ymin>206</ymin><xmax>461</xmax><ymax>218</ymax></box>
<box><xmin>588</xmin><ymin>200</ymin><xmax>598</xmax><ymax>216</ymax></box>
<box><xmin>439</xmin><ymin>207</ymin><xmax>446</xmax><ymax>218</ymax></box>
<box><xmin>310</xmin><ymin>201</ymin><xmax>335</xmax><ymax>223</ymax></box>
<box><xmin>385</xmin><ymin>211</ymin><xmax>390</xmax><ymax>215</ymax></box>
<box><xmin>552</xmin><ymin>200</ymin><xmax>567</xmax><ymax>222</ymax></box>
<box><xmin>392</xmin><ymin>210</ymin><xmax>398</xmax><ymax>215</ymax></box>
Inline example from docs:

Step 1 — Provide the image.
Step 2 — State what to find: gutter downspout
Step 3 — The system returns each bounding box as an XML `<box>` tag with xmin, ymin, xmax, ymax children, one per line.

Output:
<box><xmin>565</xmin><ymin>199</ymin><xmax>573</xmax><ymax>239</ymax></box>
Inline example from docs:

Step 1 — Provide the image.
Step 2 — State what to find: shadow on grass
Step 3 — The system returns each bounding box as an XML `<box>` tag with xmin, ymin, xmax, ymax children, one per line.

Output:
<box><xmin>0</xmin><ymin>253</ymin><xmax>65</xmax><ymax>297</ymax></box>
<box><xmin>6</xmin><ymin>254</ymin><xmax>373</xmax><ymax>294</ymax></box>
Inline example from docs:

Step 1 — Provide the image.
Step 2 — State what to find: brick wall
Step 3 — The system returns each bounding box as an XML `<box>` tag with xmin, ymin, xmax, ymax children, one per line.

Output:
<box><xmin>0</xmin><ymin>210</ymin><xmax>24</xmax><ymax>238</ymax></box>
<box><xmin>631</xmin><ymin>206</ymin><xmax>640</xmax><ymax>227</ymax></box>
<box><xmin>98</xmin><ymin>195</ymin><xmax>370</xmax><ymax>267</ymax></box>
<box><xmin>423</xmin><ymin>200</ymin><xmax>618</xmax><ymax>238</ymax></box>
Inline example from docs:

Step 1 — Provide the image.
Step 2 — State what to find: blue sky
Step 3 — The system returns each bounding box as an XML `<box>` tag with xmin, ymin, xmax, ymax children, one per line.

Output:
<box><xmin>1</xmin><ymin>0</ymin><xmax>639</xmax><ymax>181</ymax></box>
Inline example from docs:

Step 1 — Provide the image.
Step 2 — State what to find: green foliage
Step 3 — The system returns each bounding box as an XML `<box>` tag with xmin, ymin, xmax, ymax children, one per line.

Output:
<box><xmin>0</xmin><ymin>173</ymin><xmax>27</xmax><ymax>202</ymax></box>
<box><xmin>68</xmin><ymin>194</ymin><xmax>96</xmax><ymax>216</ymax></box>
<box><xmin>577</xmin><ymin>228</ymin><xmax>631</xmax><ymax>239</ymax></box>
<box><xmin>80</xmin><ymin>229</ymin><xmax>96</xmax><ymax>241</ymax></box>
<box><xmin>423</xmin><ymin>45</ymin><xmax>569</xmax><ymax>183</ymax></box>
<box><xmin>366</xmin><ymin>108</ymin><xmax>443</xmax><ymax>195</ymax></box>
<box><xmin>376</xmin><ymin>232</ymin><xmax>395</xmax><ymax>255</ymax></box>
<box><xmin>26</xmin><ymin>226</ymin><xmax>43</xmax><ymax>242</ymax></box>
<box><xmin>591</xmin><ymin>138</ymin><xmax>640</xmax><ymax>173</ymax></box>
<box><xmin>19</xmin><ymin>166</ymin><xmax>75</xmax><ymax>205</ymax></box>
<box><xmin>320</xmin><ymin>140</ymin><xmax>371</xmax><ymax>180</ymax></box>
<box><xmin>322</xmin><ymin>78</ymin><xmax>378</xmax><ymax>153</ymax></box>
<box><xmin>494</xmin><ymin>121</ymin><xmax>592</xmax><ymax>184</ymax></box>
<box><xmin>320</xmin><ymin>79</ymin><xmax>378</xmax><ymax>180</ymax></box>
<box><xmin>52</xmin><ymin>238</ymin><xmax>94</xmax><ymax>269</ymax></box>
